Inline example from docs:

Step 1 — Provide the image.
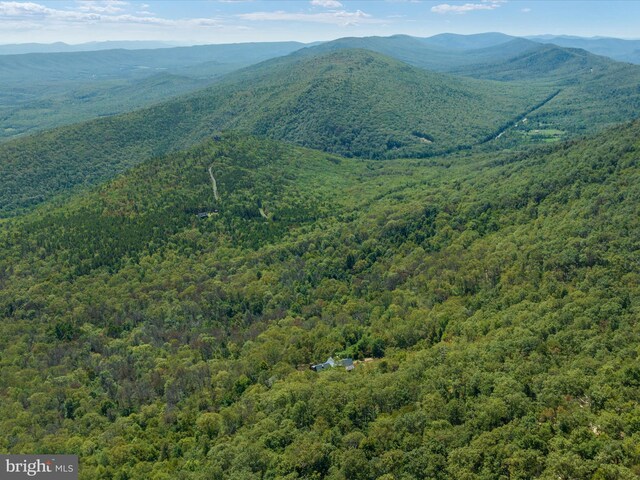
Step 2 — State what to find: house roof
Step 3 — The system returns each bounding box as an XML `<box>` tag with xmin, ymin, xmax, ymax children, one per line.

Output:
<box><xmin>311</xmin><ymin>356</ymin><xmax>355</xmax><ymax>372</ymax></box>
<box><xmin>338</xmin><ymin>358</ymin><xmax>354</xmax><ymax>367</ymax></box>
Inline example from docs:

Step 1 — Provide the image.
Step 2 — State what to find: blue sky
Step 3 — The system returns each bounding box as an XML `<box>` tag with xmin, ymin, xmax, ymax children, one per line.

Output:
<box><xmin>1</xmin><ymin>1</ymin><xmax>639</xmax><ymax>44</ymax></box>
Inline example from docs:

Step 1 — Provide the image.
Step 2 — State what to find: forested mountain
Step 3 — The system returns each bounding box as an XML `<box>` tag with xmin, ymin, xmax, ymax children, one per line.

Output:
<box><xmin>297</xmin><ymin>34</ymin><xmax>540</xmax><ymax>72</ymax></box>
<box><xmin>0</xmin><ymin>48</ymin><xmax>552</xmax><ymax>217</ymax></box>
<box><xmin>1</xmin><ymin>72</ymin><xmax>213</xmax><ymax>141</ymax></box>
<box><xmin>1</xmin><ymin>116</ymin><xmax>639</xmax><ymax>478</ymax></box>
<box><xmin>452</xmin><ymin>43</ymin><xmax>616</xmax><ymax>81</ymax></box>
<box><xmin>420</xmin><ymin>32</ymin><xmax>517</xmax><ymax>50</ymax></box>
<box><xmin>0</xmin><ymin>33</ymin><xmax>596</xmax><ymax>143</ymax></box>
<box><xmin>0</xmin><ymin>41</ymin><xmax>306</xmax><ymax>140</ymax></box>
<box><xmin>275</xmin><ymin>36</ymin><xmax>640</xmax><ymax>145</ymax></box>
<box><xmin>528</xmin><ymin>35</ymin><xmax>640</xmax><ymax>64</ymax></box>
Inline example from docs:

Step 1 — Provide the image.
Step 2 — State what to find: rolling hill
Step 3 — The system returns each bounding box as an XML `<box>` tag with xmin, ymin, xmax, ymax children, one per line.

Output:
<box><xmin>0</xmin><ymin>48</ymin><xmax>552</xmax><ymax>217</ymax></box>
<box><xmin>1</xmin><ymin>117</ymin><xmax>639</xmax><ymax>478</ymax></box>
<box><xmin>4</xmin><ymin>33</ymin><xmax>638</xmax><ymax>145</ymax></box>
<box><xmin>4</xmin><ymin>33</ymin><xmax>636</xmax><ymax>147</ymax></box>
<box><xmin>0</xmin><ymin>41</ymin><xmax>306</xmax><ymax>140</ymax></box>
<box><xmin>0</xmin><ymin>42</ymin><xmax>308</xmax><ymax>85</ymax></box>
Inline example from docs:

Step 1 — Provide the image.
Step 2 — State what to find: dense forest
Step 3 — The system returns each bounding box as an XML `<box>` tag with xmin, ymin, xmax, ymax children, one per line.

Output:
<box><xmin>1</xmin><ymin>117</ymin><xmax>640</xmax><ymax>477</ymax></box>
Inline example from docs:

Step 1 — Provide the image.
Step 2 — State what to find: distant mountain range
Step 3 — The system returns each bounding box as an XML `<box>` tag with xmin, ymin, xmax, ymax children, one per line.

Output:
<box><xmin>0</xmin><ymin>32</ymin><xmax>640</xmax><ymax>63</ymax></box>
<box><xmin>527</xmin><ymin>35</ymin><xmax>640</xmax><ymax>64</ymax></box>
<box><xmin>2</xmin><ymin>33</ymin><xmax>639</xmax><ymax>64</ymax></box>
<box><xmin>295</xmin><ymin>34</ymin><xmax>540</xmax><ymax>72</ymax></box>
<box><xmin>0</xmin><ymin>40</ymin><xmax>180</xmax><ymax>55</ymax></box>
<box><xmin>0</xmin><ymin>42</ymin><xmax>308</xmax><ymax>84</ymax></box>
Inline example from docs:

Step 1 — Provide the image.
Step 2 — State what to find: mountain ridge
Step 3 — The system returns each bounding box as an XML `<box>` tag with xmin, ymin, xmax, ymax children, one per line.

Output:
<box><xmin>0</xmin><ymin>47</ymin><xmax>552</xmax><ymax>217</ymax></box>
<box><xmin>527</xmin><ymin>34</ymin><xmax>640</xmax><ymax>64</ymax></box>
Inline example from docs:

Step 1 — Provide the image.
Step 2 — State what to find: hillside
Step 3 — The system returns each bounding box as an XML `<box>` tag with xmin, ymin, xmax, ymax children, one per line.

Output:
<box><xmin>451</xmin><ymin>44</ymin><xmax>640</xmax><ymax>143</ymax></box>
<box><xmin>528</xmin><ymin>35</ymin><xmax>640</xmax><ymax>64</ymax></box>
<box><xmin>452</xmin><ymin>43</ymin><xmax>614</xmax><ymax>82</ymax></box>
<box><xmin>1</xmin><ymin>72</ymin><xmax>216</xmax><ymax>141</ymax></box>
<box><xmin>1</xmin><ymin>119</ymin><xmax>640</xmax><ymax>478</ymax></box>
<box><xmin>0</xmin><ymin>48</ymin><xmax>552</xmax><ymax>217</ymax></box>
<box><xmin>0</xmin><ymin>41</ymin><xmax>305</xmax><ymax>140</ymax></box>
<box><xmin>217</xmin><ymin>49</ymin><xmax>547</xmax><ymax>156</ymax></box>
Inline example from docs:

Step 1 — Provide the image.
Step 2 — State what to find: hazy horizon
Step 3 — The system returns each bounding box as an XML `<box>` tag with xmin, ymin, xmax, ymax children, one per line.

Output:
<box><xmin>2</xmin><ymin>32</ymin><xmax>640</xmax><ymax>49</ymax></box>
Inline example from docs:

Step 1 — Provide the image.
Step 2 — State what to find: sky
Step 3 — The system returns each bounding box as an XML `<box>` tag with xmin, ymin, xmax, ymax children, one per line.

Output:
<box><xmin>1</xmin><ymin>0</ymin><xmax>639</xmax><ymax>45</ymax></box>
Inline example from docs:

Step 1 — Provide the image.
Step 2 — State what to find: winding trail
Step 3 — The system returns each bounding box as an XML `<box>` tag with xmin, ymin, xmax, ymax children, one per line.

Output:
<box><xmin>208</xmin><ymin>163</ymin><xmax>269</xmax><ymax>220</ymax></box>
<box><xmin>208</xmin><ymin>165</ymin><xmax>219</xmax><ymax>201</ymax></box>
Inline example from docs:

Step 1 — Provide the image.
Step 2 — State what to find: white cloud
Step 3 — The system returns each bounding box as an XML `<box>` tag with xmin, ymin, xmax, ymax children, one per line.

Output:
<box><xmin>431</xmin><ymin>3</ymin><xmax>502</xmax><ymax>14</ymax></box>
<box><xmin>310</xmin><ymin>0</ymin><xmax>343</xmax><ymax>8</ymax></box>
<box><xmin>239</xmin><ymin>9</ymin><xmax>379</xmax><ymax>26</ymax></box>
<box><xmin>0</xmin><ymin>2</ymin><xmax>99</xmax><ymax>20</ymax></box>
<box><xmin>0</xmin><ymin>1</ymin><xmax>52</xmax><ymax>16</ymax></box>
<box><xmin>77</xmin><ymin>1</ymin><xmax>129</xmax><ymax>14</ymax></box>
<box><xmin>522</xmin><ymin>7</ymin><xmax>531</xmax><ymax>13</ymax></box>
<box><xmin>0</xmin><ymin>1</ymin><xmax>225</xmax><ymax>27</ymax></box>
<box><xmin>136</xmin><ymin>3</ymin><xmax>152</xmax><ymax>15</ymax></box>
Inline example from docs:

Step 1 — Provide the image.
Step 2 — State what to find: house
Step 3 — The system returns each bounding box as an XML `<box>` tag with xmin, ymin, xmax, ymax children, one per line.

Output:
<box><xmin>196</xmin><ymin>210</ymin><xmax>219</xmax><ymax>219</ymax></box>
<box><xmin>310</xmin><ymin>357</ymin><xmax>354</xmax><ymax>372</ymax></box>
<box><xmin>338</xmin><ymin>358</ymin><xmax>355</xmax><ymax>371</ymax></box>
<box><xmin>310</xmin><ymin>356</ymin><xmax>335</xmax><ymax>372</ymax></box>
